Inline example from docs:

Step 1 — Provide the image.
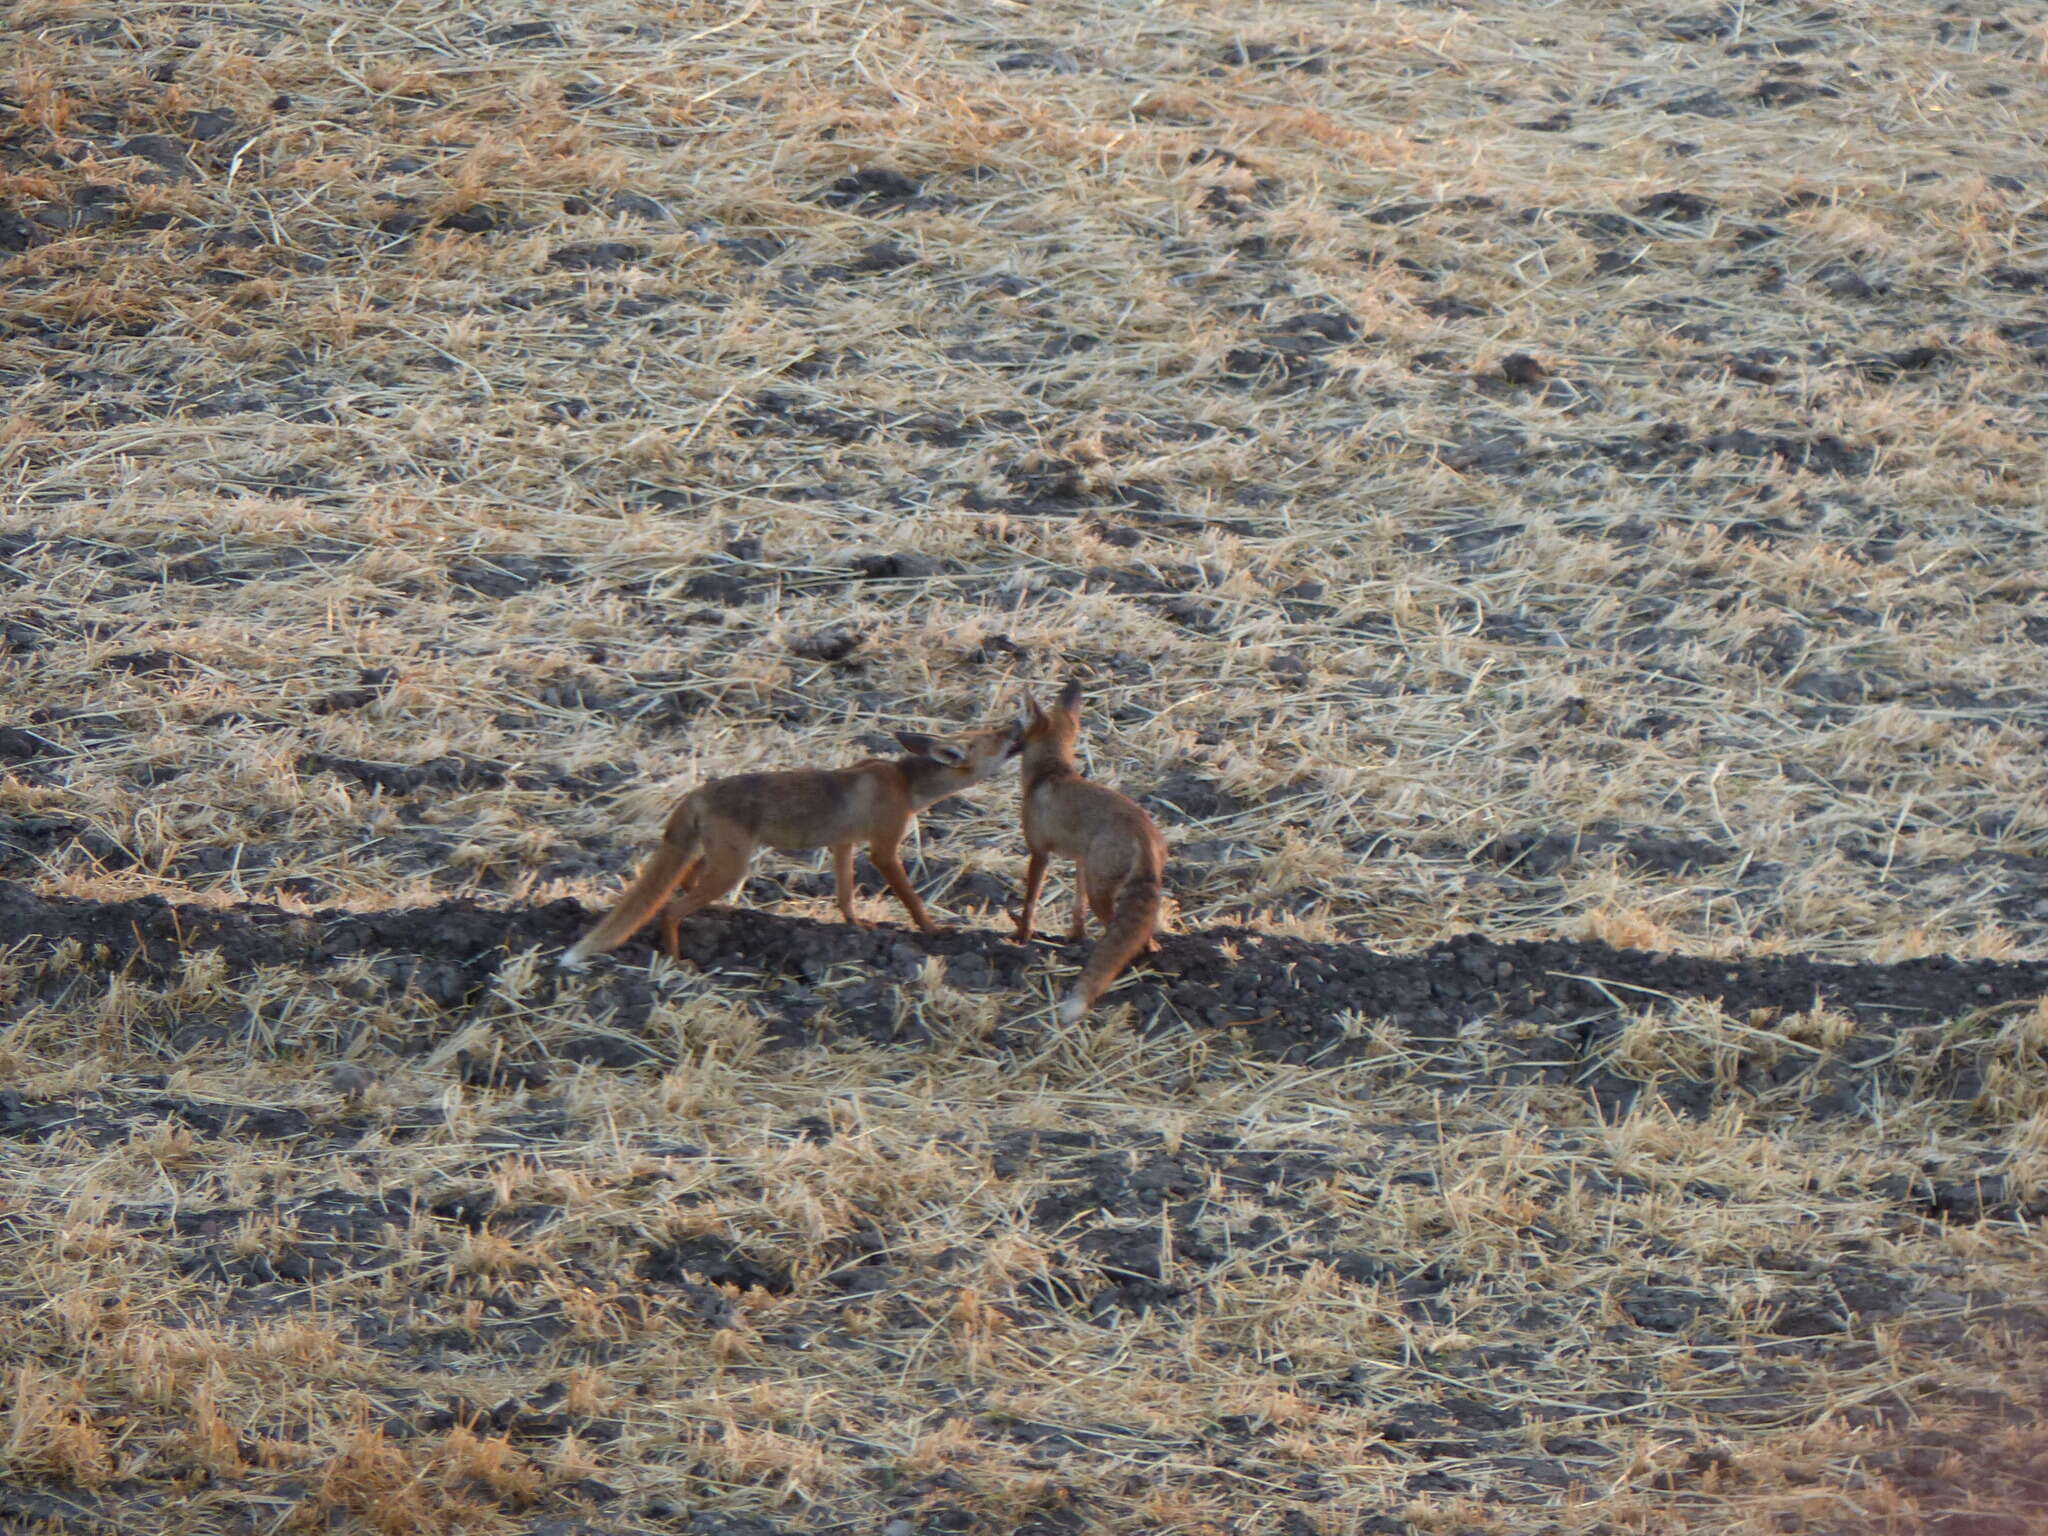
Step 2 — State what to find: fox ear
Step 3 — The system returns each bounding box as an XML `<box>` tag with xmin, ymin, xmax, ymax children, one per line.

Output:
<box><xmin>893</xmin><ymin>731</ymin><xmax>938</xmax><ymax>759</ymax></box>
<box><xmin>897</xmin><ymin>732</ymin><xmax>967</xmax><ymax>768</ymax></box>
<box><xmin>1057</xmin><ymin>679</ymin><xmax>1084</xmax><ymax>715</ymax></box>
<box><xmin>1015</xmin><ymin>692</ymin><xmax>1037</xmax><ymax>730</ymax></box>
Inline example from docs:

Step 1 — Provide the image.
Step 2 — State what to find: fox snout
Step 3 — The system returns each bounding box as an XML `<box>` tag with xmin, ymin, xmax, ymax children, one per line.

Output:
<box><xmin>969</xmin><ymin>722</ymin><xmax>1026</xmax><ymax>767</ymax></box>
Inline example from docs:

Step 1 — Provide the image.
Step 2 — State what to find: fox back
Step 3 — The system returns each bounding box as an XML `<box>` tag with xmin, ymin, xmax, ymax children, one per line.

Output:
<box><xmin>691</xmin><ymin>720</ymin><xmax>1020</xmax><ymax>851</ymax></box>
<box><xmin>694</xmin><ymin>768</ymin><xmax>877</xmax><ymax>852</ymax></box>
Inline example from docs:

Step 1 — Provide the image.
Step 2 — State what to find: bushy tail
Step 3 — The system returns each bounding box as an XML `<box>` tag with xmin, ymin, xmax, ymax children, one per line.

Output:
<box><xmin>560</xmin><ymin>819</ymin><xmax>700</xmax><ymax>969</ymax></box>
<box><xmin>1061</xmin><ymin>875</ymin><xmax>1161</xmax><ymax>1022</ymax></box>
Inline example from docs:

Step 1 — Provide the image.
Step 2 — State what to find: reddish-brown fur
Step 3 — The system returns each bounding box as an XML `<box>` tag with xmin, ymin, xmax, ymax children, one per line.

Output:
<box><xmin>1013</xmin><ymin>681</ymin><xmax>1166</xmax><ymax>1021</ymax></box>
<box><xmin>561</xmin><ymin>721</ymin><xmax>1022</xmax><ymax>968</ymax></box>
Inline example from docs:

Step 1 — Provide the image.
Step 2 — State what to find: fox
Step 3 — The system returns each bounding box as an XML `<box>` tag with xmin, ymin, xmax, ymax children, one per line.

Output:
<box><xmin>1012</xmin><ymin>680</ymin><xmax>1167</xmax><ymax>1023</ymax></box>
<box><xmin>559</xmin><ymin>719</ymin><xmax>1023</xmax><ymax>970</ymax></box>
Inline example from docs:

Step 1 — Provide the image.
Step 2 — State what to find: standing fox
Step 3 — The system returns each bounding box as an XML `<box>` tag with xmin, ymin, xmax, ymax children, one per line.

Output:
<box><xmin>560</xmin><ymin>720</ymin><xmax>1023</xmax><ymax>969</ymax></box>
<box><xmin>1013</xmin><ymin>680</ymin><xmax>1167</xmax><ymax>1022</ymax></box>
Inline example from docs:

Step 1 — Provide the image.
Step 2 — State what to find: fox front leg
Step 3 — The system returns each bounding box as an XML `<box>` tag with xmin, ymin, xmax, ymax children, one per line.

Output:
<box><xmin>831</xmin><ymin>843</ymin><xmax>870</xmax><ymax>928</ymax></box>
<box><xmin>1014</xmin><ymin>849</ymin><xmax>1049</xmax><ymax>942</ymax></box>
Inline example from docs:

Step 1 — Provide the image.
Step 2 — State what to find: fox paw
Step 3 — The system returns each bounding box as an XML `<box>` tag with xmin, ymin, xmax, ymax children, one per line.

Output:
<box><xmin>1057</xmin><ymin>994</ymin><xmax>1088</xmax><ymax>1025</ymax></box>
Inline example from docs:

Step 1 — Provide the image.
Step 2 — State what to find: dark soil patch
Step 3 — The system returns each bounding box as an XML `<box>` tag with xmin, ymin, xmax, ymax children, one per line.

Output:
<box><xmin>2</xmin><ymin>882</ymin><xmax>2040</xmax><ymax>1119</ymax></box>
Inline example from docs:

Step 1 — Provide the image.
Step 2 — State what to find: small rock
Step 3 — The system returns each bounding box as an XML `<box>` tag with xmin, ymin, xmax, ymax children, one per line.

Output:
<box><xmin>435</xmin><ymin>205</ymin><xmax>498</xmax><ymax>234</ymax></box>
<box><xmin>996</xmin><ymin>49</ymin><xmax>1080</xmax><ymax>75</ymax></box>
<box><xmin>0</xmin><ymin>727</ymin><xmax>64</xmax><ymax>762</ymax></box>
<box><xmin>547</xmin><ymin>241</ymin><xmax>644</xmax><ymax>271</ymax></box>
<box><xmin>326</xmin><ymin>1064</ymin><xmax>379</xmax><ymax>1104</ymax></box>
<box><xmin>485</xmin><ymin>20</ymin><xmax>560</xmax><ymax>46</ymax></box>
<box><xmin>1271</xmin><ymin>310</ymin><xmax>1362</xmax><ymax>347</ymax></box>
<box><xmin>117</xmin><ymin>134</ymin><xmax>197</xmax><ymax>181</ymax></box>
<box><xmin>788</xmin><ymin>625</ymin><xmax>864</xmax><ymax>664</ymax></box>
<box><xmin>1755</xmin><ymin>78</ymin><xmax>1832</xmax><ymax>108</ymax></box>
<box><xmin>818</xmin><ymin>167</ymin><xmax>923</xmax><ymax>212</ymax></box>
<box><xmin>1854</xmin><ymin>346</ymin><xmax>1946</xmax><ymax>381</ymax></box>
<box><xmin>1662</xmin><ymin>89</ymin><xmax>1736</xmax><ymax>119</ymax></box>
<box><xmin>847</xmin><ymin>239</ymin><xmax>916</xmax><ymax>274</ymax></box>
<box><xmin>607</xmin><ymin>191</ymin><xmax>673</xmax><ymax>223</ymax></box>
<box><xmin>557</xmin><ymin>1035</ymin><xmax>659</xmax><ymax>1069</ymax></box>
<box><xmin>850</xmin><ymin>552</ymin><xmax>940</xmax><ymax>581</ymax></box>
<box><xmin>186</xmin><ymin>108</ymin><xmax>239</xmax><ymax>141</ymax></box>
<box><xmin>1635</xmin><ymin>190</ymin><xmax>1715</xmax><ymax>222</ymax></box>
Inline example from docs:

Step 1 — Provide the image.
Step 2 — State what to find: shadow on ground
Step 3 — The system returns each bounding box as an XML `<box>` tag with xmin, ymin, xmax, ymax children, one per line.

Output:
<box><xmin>6</xmin><ymin>879</ymin><xmax>2044</xmax><ymax>1136</ymax></box>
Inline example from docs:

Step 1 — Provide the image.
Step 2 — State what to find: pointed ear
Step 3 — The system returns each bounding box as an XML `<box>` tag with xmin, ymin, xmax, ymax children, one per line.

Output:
<box><xmin>1057</xmin><ymin>679</ymin><xmax>1084</xmax><ymax>715</ymax></box>
<box><xmin>1015</xmin><ymin>692</ymin><xmax>1038</xmax><ymax>731</ymax></box>
<box><xmin>893</xmin><ymin>731</ymin><xmax>938</xmax><ymax>759</ymax></box>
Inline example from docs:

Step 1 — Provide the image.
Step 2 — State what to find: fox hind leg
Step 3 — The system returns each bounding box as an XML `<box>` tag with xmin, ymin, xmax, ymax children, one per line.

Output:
<box><xmin>872</xmin><ymin>840</ymin><xmax>938</xmax><ymax>933</ymax></box>
<box><xmin>561</xmin><ymin>840</ymin><xmax>699</xmax><ymax>970</ymax></box>
<box><xmin>655</xmin><ymin>844</ymin><xmax>750</xmax><ymax>956</ymax></box>
<box><xmin>1086</xmin><ymin>869</ymin><xmax>1117</xmax><ymax>932</ymax></box>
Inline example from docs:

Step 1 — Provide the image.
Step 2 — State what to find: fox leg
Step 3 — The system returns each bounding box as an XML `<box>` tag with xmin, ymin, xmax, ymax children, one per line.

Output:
<box><xmin>1014</xmin><ymin>850</ymin><xmax>1048</xmax><ymax>942</ymax></box>
<box><xmin>831</xmin><ymin>842</ymin><xmax>868</xmax><ymax>927</ymax></box>
<box><xmin>870</xmin><ymin>839</ymin><xmax>937</xmax><ymax>933</ymax></box>
<box><xmin>1067</xmin><ymin>859</ymin><xmax>1089</xmax><ymax>940</ymax></box>
<box><xmin>655</xmin><ymin>843</ymin><xmax>750</xmax><ymax>956</ymax></box>
<box><xmin>561</xmin><ymin>839</ymin><xmax>700</xmax><ymax>969</ymax></box>
<box><xmin>1087</xmin><ymin>869</ymin><xmax>1117</xmax><ymax>932</ymax></box>
<box><xmin>652</xmin><ymin>852</ymin><xmax>708</xmax><ymax>923</ymax></box>
<box><xmin>1088</xmin><ymin>874</ymin><xmax>1153</xmax><ymax>950</ymax></box>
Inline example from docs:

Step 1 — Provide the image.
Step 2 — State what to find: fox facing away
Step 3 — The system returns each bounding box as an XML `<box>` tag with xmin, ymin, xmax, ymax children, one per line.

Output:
<box><xmin>560</xmin><ymin>719</ymin><xmax>1023</xmax><ymax>969</ymax></box>
<box><xmin>1013</xmin><ymin>680</ymin><xmax>1167</xmax><ymax>1023</ymax></box>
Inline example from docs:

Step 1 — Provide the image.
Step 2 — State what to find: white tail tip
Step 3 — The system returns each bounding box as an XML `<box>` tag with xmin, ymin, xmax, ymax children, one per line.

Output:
<box><xmin>1057</xmin><ymin>994</ymin><xmax>1088</xmax><ymax>1025</ymax></box>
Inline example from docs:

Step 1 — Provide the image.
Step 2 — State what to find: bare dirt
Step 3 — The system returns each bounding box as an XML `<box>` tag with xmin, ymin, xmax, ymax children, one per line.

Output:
<box><xmin>3</xmin><ymin>0</ymin><xmax>2047</xmax><ymax>1532</ymax></box>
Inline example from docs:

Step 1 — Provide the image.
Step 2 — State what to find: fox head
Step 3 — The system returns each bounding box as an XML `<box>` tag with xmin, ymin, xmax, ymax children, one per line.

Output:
<box><xmin>894</xmin><ymin>718</ymin><xmax>1025</xmax><ymax>785</ymax></box>
<box><xmin>1016</xmin><ymin>679</ymin><xmax>1085</xmax><ymax>762</ymax></box>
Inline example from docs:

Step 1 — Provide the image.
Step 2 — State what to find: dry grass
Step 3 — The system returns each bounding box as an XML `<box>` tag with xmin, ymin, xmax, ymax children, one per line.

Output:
<box><xmin>2</xmin><ymin>0</ymin><xmax>2047</xmax><ymax>1532</ymax></box>
<box><xmin>3</xmin><ymin>0</ymin><xmax>2046</xmax><ymax>955</ymax></box>
<box><xmin>0</xmin><ymin>1020</ymin><xmax>2042</xmax><ymax>1535</ymax></box>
